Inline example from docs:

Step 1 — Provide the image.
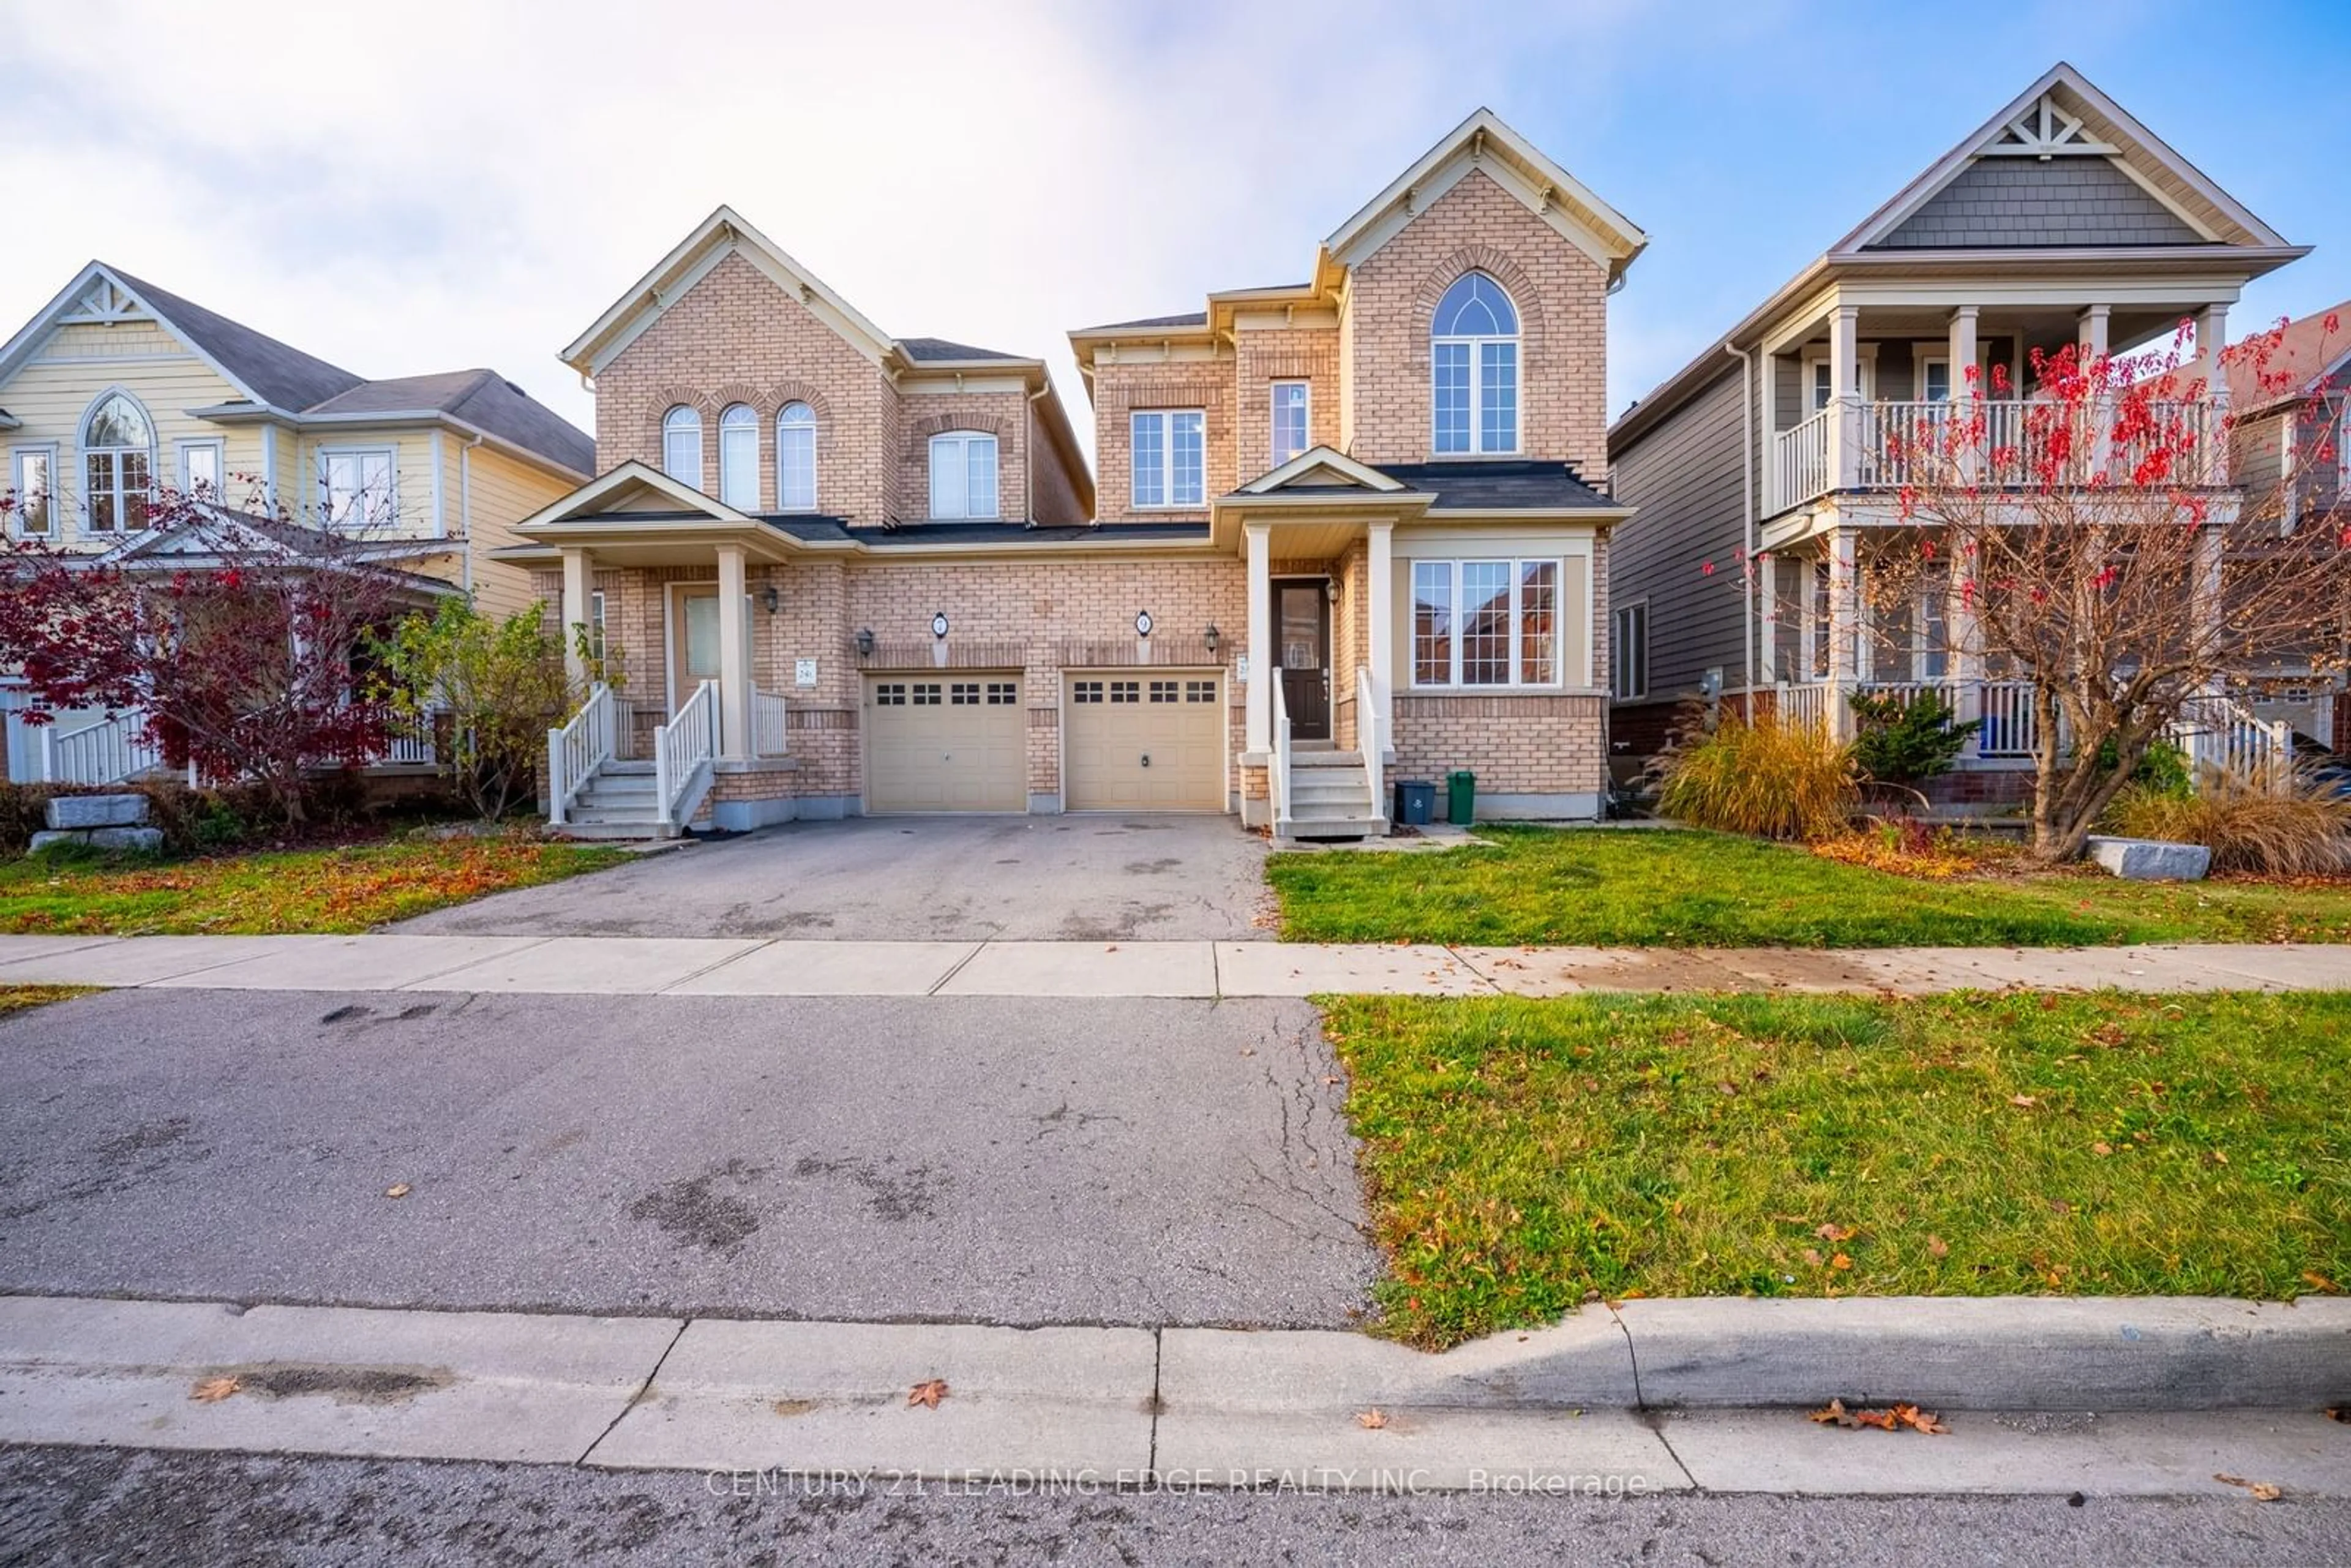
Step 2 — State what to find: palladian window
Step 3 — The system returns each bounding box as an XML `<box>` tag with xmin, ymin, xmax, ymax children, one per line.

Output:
<box><xmin>1431</xmin><ymin>272</ymin><xmax>1520</xmax><ymax>455</ymax></box>
<box><xmin>81</xmin><ymin>391</ymin><xmax>155</xmax><ymax>533</ymax></box>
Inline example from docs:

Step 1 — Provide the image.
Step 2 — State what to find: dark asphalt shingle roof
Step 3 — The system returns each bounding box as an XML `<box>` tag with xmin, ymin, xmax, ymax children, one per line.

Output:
<box><xmin>898</xmin><ymin>337</ymin><xmax>1028</xmax><ymax>362</ymax></box>
<box><xmin>309</xmin><ymin>370</ymin><xmax>594</xmax><ymax>475</ymax></box>
<box><xmin>107</xmin><ymin>264</ymin><xmax>365</xmax><ymax>412</ymax></box>
<box><xmin>1077</xmin><ymin>310</ymin><xmax>1209</xmax><ymax>332</ymax></box>
<box><xmin>1371</xmin><ymin>460</ymin><xmax>1617</xmax><ymax>511</ymax></box>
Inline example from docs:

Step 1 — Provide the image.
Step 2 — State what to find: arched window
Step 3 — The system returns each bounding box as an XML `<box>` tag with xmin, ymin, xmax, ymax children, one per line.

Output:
<box><xmin>929</xmin><ymin>430</ymin><xmax>999</xmax><ymax>519</ymax></box>
<box><xmin>718</xmin><ymin>403</ymin><xmax>757</xmax><ymax>508</ymax></box>
<box><xmin>1431</xmin><ymin>272</ymin><xmax>1520</xmax><ymax>455</ymax></box>
<box><xmin>81</xmin><ymin>390</ymin><xmax>156</xmax><ymax>533</ymax></box>
<box><xmin>776</xmin><ymin>402</ymin><xmax>817</xmax><ymax>512</ymax></box>
<box><xmin>661</xmin><ymin>405</ymin><xmax>702</xmax><ymax>486</ymax></box>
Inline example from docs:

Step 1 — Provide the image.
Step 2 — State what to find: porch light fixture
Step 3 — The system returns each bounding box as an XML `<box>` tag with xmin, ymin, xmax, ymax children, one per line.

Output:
<box><xmin>855</xmin><ymin>628</ymin><xmax>876</xmax><ymax>658</ymax></box>
<box><xmin>1134</xmin><ymin>610</ymin><xmax>1153</xmax><ymax>637</ymax></box>
<box><xmin>1204</xmin><ymin>623</ymin><xmax>1220</xmax><ymax>655</ymax></box>
<box><xmin>931</xmin><ymin>611</ymin><xmax>950</xmax><ymax>639</ymax></box>
<box><xmin>760</xmin><ymin>585</ymin><xmax>780</xmax><ymax>614</ymax></box>
<box><xmin>1324</xmin><ymin>580</ymin><xmax>1338</xmax><ymax>604</ymax></box>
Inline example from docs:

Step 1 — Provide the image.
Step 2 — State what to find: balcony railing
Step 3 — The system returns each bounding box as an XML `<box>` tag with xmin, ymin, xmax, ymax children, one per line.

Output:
<box><xmin>1769</xmin><ymin>398</ymin><xmax>2219</xmax><ymax>515</ymax></box>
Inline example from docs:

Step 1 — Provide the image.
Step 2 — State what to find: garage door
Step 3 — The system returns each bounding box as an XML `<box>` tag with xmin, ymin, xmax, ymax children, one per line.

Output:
<box><xmin>866</xmin><ymin>675</ymin><xmax>1026</xmax><ymax>812</ymax></box>
<box><xmin>1065</xmin><ymin>673</ymin><xmax>1225</xmax><ymax>811</ymax></box>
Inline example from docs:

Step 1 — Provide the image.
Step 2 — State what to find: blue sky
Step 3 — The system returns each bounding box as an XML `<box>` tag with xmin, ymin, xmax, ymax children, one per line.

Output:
<box><xmin>4</xmin><ymin>0</ymin><xmax>2344</xmax><ymax>465</ymax></box>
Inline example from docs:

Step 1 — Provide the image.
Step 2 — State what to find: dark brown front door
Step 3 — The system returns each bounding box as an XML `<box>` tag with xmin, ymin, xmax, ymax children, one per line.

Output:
<box><xmin>1274</xmin><ymin>578</ymin><xmax>1331</xmax><ymax>741</ymax></box>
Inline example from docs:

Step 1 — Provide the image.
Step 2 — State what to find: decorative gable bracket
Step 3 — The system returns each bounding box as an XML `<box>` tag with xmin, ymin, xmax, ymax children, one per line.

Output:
<box><xmin>59</xmin><ymin>275</ymin><xmax>154</xmax><ymax>326</ymax></box>
<box><xmin>1982</xmin><ymin>93</ymin><xmax>2119</xmax><ymax>160</ymax></box>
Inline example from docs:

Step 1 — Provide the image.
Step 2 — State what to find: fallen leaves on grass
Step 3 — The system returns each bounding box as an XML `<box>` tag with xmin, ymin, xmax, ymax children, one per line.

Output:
<box><xmin>190</xmin><ymin>1376</ymin><xmax>241</xmax><ymax>1403</ymax></box>
<box><xmin>906</xmin><ymin>1379</ymin><xmax>949</xmax><ymax>1409</ymax></box>
<box><xmin>2214</xmin><ymin>1472</ymin><xmax>2282</xmax><ymax>1501</ymax></box>
<box><xmin>1356</xmin><ymin>1408</ymin><xmax>1390</xmax><ymax>1430</ymax></box>
<box><xmin>1808</xmin><ymin>1398</ymin><xmax>1949</xmax><ymax>1435</ymax></box>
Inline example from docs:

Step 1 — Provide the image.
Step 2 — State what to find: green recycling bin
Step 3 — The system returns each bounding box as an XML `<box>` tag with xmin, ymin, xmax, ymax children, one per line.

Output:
<box><xmin>1445</xmin><ymin>770</ymin><xmax>1476</xmax><ymax>826</ymax></box>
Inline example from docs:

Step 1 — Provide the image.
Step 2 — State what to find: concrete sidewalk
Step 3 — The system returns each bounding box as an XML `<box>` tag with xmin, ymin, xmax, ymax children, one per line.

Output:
<box><xmin>1</xmin><ymin>932</ymin><xmax>2345</xmax><ymax>997</ymax></box>
<box><xmin>2</xmin><ymin>1293</ymin><xmax>2344</xmax><ymax>1496</ymax></box>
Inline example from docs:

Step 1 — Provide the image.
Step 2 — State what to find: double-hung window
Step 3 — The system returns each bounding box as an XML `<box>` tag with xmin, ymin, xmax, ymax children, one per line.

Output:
<box><xmin>1131</xmin><ymin>409</ymin><xmax>1205</xmax><ymax>508</ymax></box>
<box><xmin>776</xmin><ymin>402</ymin><xmax>817</xmax><ymax>511</ymax></box>
<box><xmin>1611</xmin><ymin>601</ymin><xmax>1648</xmax><ymax>701</ymax></box>
<box><xmin>661</xmin><ymin>405</ymin><xmax>701</xmax><ymax>485</ymax></box>
<box><xmin>1270</xmin><ymin>382</ymin><xmax>1310</xmax><ymax>466</ymax></box>
<box><xmin>1411</xmin><ymin>558</ymin><xmax>1562</xmax><ymax>688</ymax></box>
<box><xmin>178</xmin><ymin>439</ymin><xmax>224</xmax><ymax>498</ymax></box>
<box><xmin>9</xmin><ymin>448</ymin><xmax>55</xmax><ymax>538</ymax></box>
<box><xmin>81</xmin><ymin>391</ymin><xmax>154</xmax><ymax>533</ymax></box>
<box><xmin>1431</xmin><ymin>272</ymin><xmax>1519</xmax><ymax>455</ymax></box>
<box><xmin>320</xmin><ymin>447</ymin><xmax>396</xmax><ymax>530</ymax></box>
<box><xmin>929</xmin><ymin>431</ymin><xmax>999</xmax><ymax>519</ymax></box>
<box><xmin>718</xmin><ymin>403</ymin><xmax>758</xmax><ymax>509</ymax></box>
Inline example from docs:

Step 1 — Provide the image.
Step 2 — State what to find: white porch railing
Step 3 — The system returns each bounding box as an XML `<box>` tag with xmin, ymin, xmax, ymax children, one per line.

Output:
<box><xmin>1355</xmin><ymin>666</ymin><xmax>1382</xmax><ymax>823</ymax></box>
<box><xmin>384</xmin><ymin>708</ymin><xmax>443</xmax><ymax>767</ymax></box>
<box><xmin>546</xmin><ymin>683</ymin><xmax>614</xmax><ymax>828</ymax></box>
<box><xmin>2167</xmin><ymin>695</ymin><xmax>2292</xmax><ymax>791</ymax></box>
<box><xmin>655</xmin><ymin>678</ymin><xmax>719</xmax><ymax>829</ymax></box>
<box><xmin>43</xmin><ymin>713</ymin><xmax>162</xmax><ymax>785</ymax></box>
<box><xmin>1269</xmin><ymin>671</ymin><xmax>1292</xmax><ymax>828</ymax></box>
<box><xmin>1771</xmin><ymin>681</ymin><xmax>1833</xmax><ymax>735</ymax></box>
<box><xmin>751</xmin><ymin>687</ymin><xmax>789</xmax><ymax>758</ymax></box>
<box><xmin>1973</xmin><ymin>680</ymin><xmax>2041</xmax><ymax>760</ymax></box>
<box><xmin>1771</xmin><ymin>405</ymin><xmax>1835</xmax><ymax>514</ymax></box>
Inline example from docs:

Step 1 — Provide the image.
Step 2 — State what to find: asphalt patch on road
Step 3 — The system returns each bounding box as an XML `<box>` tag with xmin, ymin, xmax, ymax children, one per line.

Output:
<box><xmin>627</xmin><ymin>1159</ymin><xmax>767</xmax><ymax>1253</ymax></box>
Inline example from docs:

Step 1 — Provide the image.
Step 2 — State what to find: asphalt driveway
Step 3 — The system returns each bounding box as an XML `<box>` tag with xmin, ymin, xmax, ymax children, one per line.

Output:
<box><xmin>0</xmin><ymin>988</ymin><xmax>1373</xmax><ymax>1328</ymax></box>
<box><xmin>399</xmin><ymin>815</ymin><xmax>1275</xmax><ymax>941</ymax></box>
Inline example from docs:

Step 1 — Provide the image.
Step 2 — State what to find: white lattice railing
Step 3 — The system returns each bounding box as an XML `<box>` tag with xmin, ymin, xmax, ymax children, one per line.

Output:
<box><xmin>655</xmin><ymin>678</ymin><xmax>719</xmax><ymax>828</ymax></box>
<box><xmin>43</xmin><ymin>713</ymin><xmax>162</xmax><ymax>784</ymax></box>
<box><xmin>1269</xmin><ymin>672</ymin><xmax>1292</xmax><ymax>828</ymax></box>
<box><xmin>546</xmin><ymin>683</ymin><xmax>614</xmax><ymax>827</ymax></box>
<box><xmin>2167</xmin><ymin>695</ymin><xmax>2292</xmax><ymax>791</ymax></box>
<box><xmin>1770</xmin><ymin>405</ymin><xmax>1835</xmax><ymax>514</ymax></box>
<box><xmin>1355</xmin><ymin>667</ymin><xmax>1382</xmax><ymax>823</ymax></box>
<box><xmin>751</xmin><ymin>688</ymin><xmax>789</xmax><ymax>758</ymax></box>
<box><xmin>1771</xmin><ymin>682</ymin><xmax>1833</xmax><ymax>735</ymax></box>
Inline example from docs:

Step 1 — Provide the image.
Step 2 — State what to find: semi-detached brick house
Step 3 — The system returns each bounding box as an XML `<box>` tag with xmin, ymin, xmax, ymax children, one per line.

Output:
<box><xmin>500</xmin><ymin>110</ymin><xmax>1646</xmax><ymax>837</ymax></box>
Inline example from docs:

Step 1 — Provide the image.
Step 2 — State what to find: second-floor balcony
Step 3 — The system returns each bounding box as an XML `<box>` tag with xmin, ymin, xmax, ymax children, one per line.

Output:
<box><xmin>1768</xmin><ymin>396</ymin><xmax>2220</xmax><ymax>517</ymax></box>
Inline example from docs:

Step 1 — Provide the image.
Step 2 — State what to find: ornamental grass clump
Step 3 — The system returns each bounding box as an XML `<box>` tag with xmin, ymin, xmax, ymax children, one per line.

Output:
<box><xmin>1656</xmin><ymin>711</ymin><xmax>1859</xmax><ymax>842</ymax></box>
<box><xmin>2105</xmin><ymin>770</ymin><xmax>2351</xmax><ymax>877</ymax></box>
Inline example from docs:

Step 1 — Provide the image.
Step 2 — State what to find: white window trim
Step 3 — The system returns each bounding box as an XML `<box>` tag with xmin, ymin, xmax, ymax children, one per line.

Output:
<box><xmin>776</xmin><ymin>403</ymin><xmax>818</xmax><ymax>513</ymax></box>
<box><xmin>1270</xmin><ymin>381</ymin><xmax>1311</xmax><ymax>467</ymax></box>
<box><xmin>317</xmin><ymin>444</ymin><xmax>398</xmax><ymax>531</ymax></box>
<box><xmin>928</xmin><ymin>430</ymin><xmax>1000</xmax><ymax>520</ymax></box>
<box><xmin>176</xmin><ymin>437</ymin><xmax>226</xmax><ymax>498</ymax></box>
<box><xmin>1431</xmin><ymin>279</ymin><xmax>1523</xmax><ymax>457</ymax></box>
<box><xmin>1799</xmin><ymin>344</ymin><xmax>1879</xmax><ymax>410</ymax></box>
<box><xmin>1408</xmin><ymin>556</ymin><xmax>1569</xmax><ymax>692</ymax></box>
<box><xmin>1612</xmin><ymin>598</ymin><xmax>1649</xmax><ymax>702</ymax></box>
<box><xmin>78</xmin><ymin>387</ymin><xmax>158</xmax><ymax>536</ymax></box>
<box><xmin>1130</xmin><ymin>408</ymin><xmax>1207</xmax><ymax>509</ymax></box>
<box><xmin>9</xmin><ymin>443</ymin><xmax>59</xmax><ymax>539</ymax></box>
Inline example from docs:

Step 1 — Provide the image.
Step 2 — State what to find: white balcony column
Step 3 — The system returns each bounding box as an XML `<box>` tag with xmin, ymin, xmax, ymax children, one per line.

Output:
<box><xmin>1758</xmin><ymin>350</ymin><xmax>1779</xmax><ymax>512</ymax></box>
<box><xmin>2080</xmin><ymin>305</ymin><xmax>2114</xmax><ymax>479</ymax></box>
<box><xmin>2199</xmin><ymin>303</ymin><xmax>2232</xmax><ymax>484</ymax></box>
<box><xmin>1827</xmin><ymin>530</ymin><xmax>1859</xmax><ymax>738</ymax></box>
<box><xmin>716</xmin><ymin>543</ymin><xmax>752</xmax><ymax>760</ymax></box>
<box><xmin>1243</xmin><ymin>520</ymin><xmax>1273</xmax><ymax>754</ymax></box>
<box><xmin>1365</xmin><ymin>521</ymin><xmax>1394</xmax><ymax>751</ymax></box>
<box><xmin>559</xmin><ymin>547</ymin><xmax>593</xmax><ymax>688</ymax></box>
<box><xmin>1829</xmin><ymin>305</ymin><xmax>1862</xmax><ymax>490</ymax></box>
<box><xmin>1948</xmin><ymin>306</ymin><xmax>1981</xmax><ymax>483</ymax></box>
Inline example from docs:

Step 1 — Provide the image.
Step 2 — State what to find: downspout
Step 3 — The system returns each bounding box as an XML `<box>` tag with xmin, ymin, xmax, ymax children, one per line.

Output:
<box><xmin>458</xmin><ymin>430</ymin><xmax>485</xmax><ymax>598</ymax></box>
<box><xmin>1725</xmin><ymin>342</ymin><xmax>1755</xmax><ymax>710</ymax></box>
<box><xmin>1027</xmin><ymin>382</ymin><xmax>1050</xmax><ymax>526</ymax></box>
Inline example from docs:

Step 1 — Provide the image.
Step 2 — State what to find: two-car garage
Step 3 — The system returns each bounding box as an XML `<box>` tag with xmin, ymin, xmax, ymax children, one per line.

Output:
<box><xmin>862</xmin><ymin>670</ymin><xmax>1226</xmax><ymax>814</ymax></box>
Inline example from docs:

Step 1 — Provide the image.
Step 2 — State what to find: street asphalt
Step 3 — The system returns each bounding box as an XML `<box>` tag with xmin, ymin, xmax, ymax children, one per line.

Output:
<box><xmin>0</xmin><ymin>988</ymin><xmax>1374</xmax><ymax>1327</ymax></box>
<box><xmin>396</xmin><ymin>814</ymin><xmax>1278</xmax><ymax>941</ymax></box>
<box><xmin>5</xmin><ymin>1445</ymin><xmax>2345</xmax><ymax>1567</ymax></box>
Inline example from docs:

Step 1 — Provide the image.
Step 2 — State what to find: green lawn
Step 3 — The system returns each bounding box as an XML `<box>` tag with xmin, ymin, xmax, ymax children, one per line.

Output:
<box><xmin>1270</xmin><ymin>827</ymin><xmax>2351</xmax><ymax>947</ymax></box>
<box><xmin>0</xmin><ymin>985</ymin><xmax>91</xmax><ymax>1017</ymax></box>
<box><xmin>1326</xmin><ymin>991</ymin><xmax>2351</xmax><ymax>1349</ymax></box>
<box><xmin>0</xmin><ymin>836</ymin><xmax>628</xmax><ymax>936</ymax></box>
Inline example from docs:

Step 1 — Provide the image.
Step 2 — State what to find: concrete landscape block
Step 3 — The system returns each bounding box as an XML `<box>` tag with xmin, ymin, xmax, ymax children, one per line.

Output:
<box><xmin>2087</xmin><ymin>835</ymin><xmax>2211</xmax><ymax>881</ymax></box>
<box><xmin>588</xmin><ymin>1319</ymin><xmax>1157</xmax><ymax>1479</ymax></box>
<box><xmin>44</xmin><ymin>793</ymin><xmax>149</xmax><ymax>830</ymax></box>
<box><xmin>1614</xmin><ymin>1296</ymin><xmax>2351</xmax><ymax>1411</ymax></box>
<box><xmin>0</xmin><ymin>1294</ymin><xmax>680</xmax><ymax>1465</ymax></box>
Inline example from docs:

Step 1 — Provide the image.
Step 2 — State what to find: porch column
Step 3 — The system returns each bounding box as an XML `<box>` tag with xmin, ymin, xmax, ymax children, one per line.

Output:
<box><xmin>1757</xmin><ymin>552</ymin><xmax>1779</xmax><ymax>685</ymax></box>
<box><xmin>716</xmin><ymin>543</ymin><xmax>751</xmax><ymax>760</ymax></box>
<box><xmin>1758</xmin><ymin>350</ymin><xmax>1779</xmax><ymax>513</ymax></box>
<box><xmin>1949</xmin><ymin>571</ymin><xmax>1984</xmax><ymax>760</ymax></box>
<box><xmin>1828</xmin><ymin>530</ymin><xmax>1859</xmax><ymax>738</ymax></box>
<box><xmin>2080</xmin><ymin>305</ymin><xmax>2114</xmax><ymax>479</ymax></box>
<box><xmin>1365</xmin><ymin>521</ymin><xmax>1393</xmax><ymax>754</ymax></box>
<box><xmin>1949</xmin><ymin>306</ymin><xmax>1981</xmax><ymax>483</ymax></box>
<box><xmin>560</xmin><ymin>547</ymin><xmax>593</xmax><ymax>688</ymax></box>
<box><xmin>1244</xmin><ymin>521</ymin><xmax>1272</xmax><ymax>754</ymax></box>
<box><xmin>1829</xmin><ymin>304</ymin><xmax>1861</xmax><ymax>490</ymax></box>
<box><xmin>2199</xmin><ymin>303</ymin><xmax>2232</xmax><ymax>484</ymax></box>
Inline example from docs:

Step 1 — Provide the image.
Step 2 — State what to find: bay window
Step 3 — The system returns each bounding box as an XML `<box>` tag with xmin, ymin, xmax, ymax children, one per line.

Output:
<box><xmin>1411</xmin><ymin>558</ymin><xmax>1563</xmax><ymax>688</ymax></box>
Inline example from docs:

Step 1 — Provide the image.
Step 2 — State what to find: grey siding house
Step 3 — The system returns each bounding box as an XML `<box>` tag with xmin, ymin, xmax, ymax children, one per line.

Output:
<box><xmin>1605</xmin><ymin>62</ymin><xmax>2306</xmax><ymax>798</ymax></box>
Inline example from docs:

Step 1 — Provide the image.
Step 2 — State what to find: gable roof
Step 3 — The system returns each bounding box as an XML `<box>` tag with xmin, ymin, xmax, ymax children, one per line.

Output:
<box><xmin>1235</xmin><ymin>446</ymin><xmax>1411</xmax><ymax>496</ymax></box>
<box><xmin>2150</xmin><ymin>300</ymin><xmax>2351</xmax><ymax>416</ymax></box>
<box><xmin>304</xmin><ymin>369</ymin><xmax>596</xmax><ymax>474</ymax></box>
<box><xmin>1322</xmin><ymin>107</ymin><xmax>1647</xmax><ymax>285</ymax></box>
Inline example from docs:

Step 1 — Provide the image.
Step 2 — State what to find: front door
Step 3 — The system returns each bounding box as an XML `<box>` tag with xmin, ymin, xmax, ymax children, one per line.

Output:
<box><xmin>1273</xmin><ymin>578</ymin><xmax>1331</xmax><ymax>742</ymax></box>
<box><xmin>670</xmin><ymin>588</ymin><xmax>721</xmax><ymax>717</ymax></box>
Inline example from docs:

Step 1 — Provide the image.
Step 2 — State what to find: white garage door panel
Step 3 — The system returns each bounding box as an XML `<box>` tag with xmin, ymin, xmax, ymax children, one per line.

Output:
<box><xmin>1065</xmin><ymin>673</ymin><xmax>1224</xmax><ymax>812</ymax></box>
<box><xmin>867</xmin><ymin>676</ymin><xmax>1026</xmax><ymax>812</ymax></box>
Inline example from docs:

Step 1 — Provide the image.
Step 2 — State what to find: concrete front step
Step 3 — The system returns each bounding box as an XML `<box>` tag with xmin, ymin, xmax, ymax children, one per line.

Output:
<box><xmin>1290</xmin><ymin>752</ymin><xmax>1365</xmax><ymax>768</ymax></box>
<box><xmin>1280</xmin><ymin>815</ymin><xmax>1389</xmax><ymax>842</ymax></box>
